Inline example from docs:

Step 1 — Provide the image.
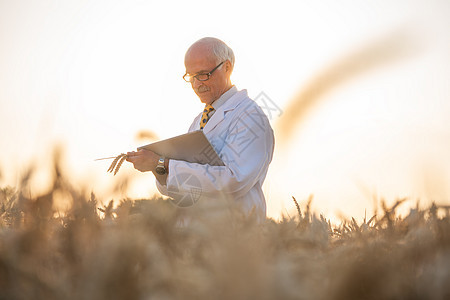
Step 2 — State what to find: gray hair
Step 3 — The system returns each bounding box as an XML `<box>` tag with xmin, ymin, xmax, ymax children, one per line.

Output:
<box><xmin>189</xmin><ymin>37</ymin><xmax>235</xmax><ymax>69</ymax></box>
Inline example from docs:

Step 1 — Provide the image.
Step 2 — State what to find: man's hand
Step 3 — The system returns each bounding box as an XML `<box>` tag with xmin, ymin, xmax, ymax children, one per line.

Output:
<box><xmin>126</xmin><ymin>149</ymin><xmax>159</xmax><ymax>173</ymax></box>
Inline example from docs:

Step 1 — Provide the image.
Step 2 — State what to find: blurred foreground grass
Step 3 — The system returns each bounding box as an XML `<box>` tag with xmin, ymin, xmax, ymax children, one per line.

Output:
<box><xmin>1</xmin><ymin>159</ymin><xmax>450</xmax><ymax>300</ymax></box>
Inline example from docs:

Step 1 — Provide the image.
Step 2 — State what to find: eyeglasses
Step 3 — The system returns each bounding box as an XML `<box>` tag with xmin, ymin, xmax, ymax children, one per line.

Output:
<box><xmin>183</xmin><ymin>61</ymin><xmax>224</xmax><ymax>83</ymax></box>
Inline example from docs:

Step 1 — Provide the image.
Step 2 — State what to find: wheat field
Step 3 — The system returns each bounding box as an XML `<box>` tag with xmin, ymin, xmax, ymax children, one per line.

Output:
<box><xmin>1</xmin><ymin>159</ymin><xmax>449</xmax><ymax>300</ymax></box>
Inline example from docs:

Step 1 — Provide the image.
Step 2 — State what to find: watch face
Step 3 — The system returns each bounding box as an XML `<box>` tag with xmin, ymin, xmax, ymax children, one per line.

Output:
<box><xmin>155</xmin><ymin>166</ymin><xmax>166</xmax><ymax>175</ymax></box>
<box><xmin>155</xmin><ymin>157</ymin><xmax>166</xmax><ymax>175</ymax></box>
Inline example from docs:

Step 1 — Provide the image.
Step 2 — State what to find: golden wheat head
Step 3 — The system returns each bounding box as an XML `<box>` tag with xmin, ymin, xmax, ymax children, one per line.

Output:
<box><xmin>107</xmin><ymin>153</ymin><xmax>127</xmax><ymax>176</ymax></box>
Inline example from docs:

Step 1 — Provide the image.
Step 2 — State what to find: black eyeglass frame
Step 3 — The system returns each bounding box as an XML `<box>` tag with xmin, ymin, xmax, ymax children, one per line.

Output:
<box><xmin>183</xmin><ymin>61</ymin><xmax>225</xmax><ymax>83</ymax></box>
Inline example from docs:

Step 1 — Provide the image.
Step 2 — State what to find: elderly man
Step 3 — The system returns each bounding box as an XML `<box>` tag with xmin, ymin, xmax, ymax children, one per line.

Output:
<box><xmin>126</xmin><ymin>37</ymin><xmax>274</xmax><ymax>219</ymax></box>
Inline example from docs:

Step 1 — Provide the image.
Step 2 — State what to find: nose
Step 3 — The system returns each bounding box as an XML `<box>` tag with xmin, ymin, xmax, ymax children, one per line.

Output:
<box><xmin>192</xmin><ymin>77</ymin><xmax>203</xmax><ymax>89</ymax></box>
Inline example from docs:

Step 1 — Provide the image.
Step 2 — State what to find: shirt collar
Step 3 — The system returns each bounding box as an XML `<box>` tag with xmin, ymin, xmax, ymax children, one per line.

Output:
<box><xmin>211</xmin><ymin>85</ymin><xmax>238</xmax><ymax>111</ymax></box>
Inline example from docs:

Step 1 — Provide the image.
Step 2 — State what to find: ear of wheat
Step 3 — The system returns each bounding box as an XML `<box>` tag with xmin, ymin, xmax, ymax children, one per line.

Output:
<box><xmin>106</xmin><ymin>153</ymin><xmax>127</xmax><ymax>175</ymax></box>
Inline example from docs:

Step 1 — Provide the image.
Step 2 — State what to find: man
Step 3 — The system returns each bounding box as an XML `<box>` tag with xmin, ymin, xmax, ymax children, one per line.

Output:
<box><xmin>126</xmin><ymin>37</ymin><xmax>274</xmax><ymax>220</ymax></box>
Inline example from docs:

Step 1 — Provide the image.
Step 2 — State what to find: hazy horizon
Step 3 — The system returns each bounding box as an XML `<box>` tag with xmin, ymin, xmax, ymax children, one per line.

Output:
<box><xmin>1</xmin><ymin>0</ymin><xmax>449</xmax><ymax>220</ymax></box>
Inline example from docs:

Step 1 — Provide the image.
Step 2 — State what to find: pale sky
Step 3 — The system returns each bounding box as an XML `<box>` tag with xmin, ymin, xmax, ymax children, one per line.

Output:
<box><xmin>1</xmin><ymin>0</ymin><xmax>449</xmax><ymax>220</ymax></box>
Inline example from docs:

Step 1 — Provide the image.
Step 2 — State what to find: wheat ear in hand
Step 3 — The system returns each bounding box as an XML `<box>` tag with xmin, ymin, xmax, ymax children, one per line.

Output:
<box><xmin>107</xmin><ymin>153</ymin><xmax>127</xmax><ymax>175</ymax></box>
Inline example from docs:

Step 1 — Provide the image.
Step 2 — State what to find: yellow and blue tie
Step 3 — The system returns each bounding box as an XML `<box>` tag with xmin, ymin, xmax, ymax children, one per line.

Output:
<box><xmin>200</xmin><ymin>104</ymin><xmax>215</xmax><ymax>130</ymax></box>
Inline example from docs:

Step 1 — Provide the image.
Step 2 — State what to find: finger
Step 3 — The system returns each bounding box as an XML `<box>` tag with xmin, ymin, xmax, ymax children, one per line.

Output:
<box><xmin>137</xmin><ymin>148</ymin><xmax>154</xmax><ymax>154</ymax></box>
<box><xmin>126</xmin><ymin>155</ymin><xmax>136</xmax><ymax>162</ymax></box>
<box><xmin>126</xmin><ymin>152</ymin><xmax>138</xmax><ymax>161</ymax></box>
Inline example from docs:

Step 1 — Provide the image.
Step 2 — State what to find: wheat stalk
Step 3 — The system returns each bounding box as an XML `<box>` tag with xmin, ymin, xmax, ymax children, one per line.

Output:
<box><xmin>292</xmin><ymin>196</ymin><xmax>302</xmax><ymax>218</ymax></box>
<box><xmin>106</xmin><ymin>153</ymin><xmax>127</xmax><ymax>176</ymax></box>
<box><xmin>113</xmin><ymin>155</ymin><xmax>127</xmax><ymax>176</ymax></box>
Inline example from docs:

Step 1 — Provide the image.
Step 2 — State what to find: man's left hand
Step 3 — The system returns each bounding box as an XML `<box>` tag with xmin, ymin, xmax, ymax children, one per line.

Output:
<box><xmin>126</xmin><ymin>149</ymin><xmax>159</xmax><ymax>172</ymax></box>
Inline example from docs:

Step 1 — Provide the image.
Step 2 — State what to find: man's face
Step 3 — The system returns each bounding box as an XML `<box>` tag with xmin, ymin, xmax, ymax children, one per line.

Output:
<box><xmin>184</xmin><ymin>45</ymin><xmax>231</xmax><ymax>105</ymax></box>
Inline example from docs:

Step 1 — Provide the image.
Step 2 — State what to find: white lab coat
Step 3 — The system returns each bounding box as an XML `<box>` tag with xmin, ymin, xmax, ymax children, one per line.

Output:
<box><xmin>156</xmin><ymin>89</ymin><xmax>274</xmax><ymax>219</ymax></box>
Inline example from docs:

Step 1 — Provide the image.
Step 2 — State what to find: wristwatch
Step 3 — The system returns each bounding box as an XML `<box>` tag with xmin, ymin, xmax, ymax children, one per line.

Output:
<box><xmin>155</xmin><ymin>157</ymin><xmax>166</xmax><ymax>175</ymax></box>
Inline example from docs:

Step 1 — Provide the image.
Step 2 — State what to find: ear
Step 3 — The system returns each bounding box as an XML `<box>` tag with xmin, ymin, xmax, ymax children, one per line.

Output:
<box><xmin>225</xmin><ymin>60</ymin><xmax>233</xmax><ymax>73</ymax></box>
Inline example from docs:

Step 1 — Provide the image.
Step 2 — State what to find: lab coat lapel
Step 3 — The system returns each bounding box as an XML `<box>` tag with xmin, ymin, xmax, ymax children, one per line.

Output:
<box><xmin>202</xmin><ymin>90</ymin><xmax>248</xmax><ymax>134</ymax></box>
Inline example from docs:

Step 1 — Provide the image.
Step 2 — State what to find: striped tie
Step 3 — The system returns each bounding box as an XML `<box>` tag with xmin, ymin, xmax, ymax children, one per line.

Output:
<box><xmin>200</xmin><ymin>104</ymin><xmax>215</xmax><ymax>130</ymax></box>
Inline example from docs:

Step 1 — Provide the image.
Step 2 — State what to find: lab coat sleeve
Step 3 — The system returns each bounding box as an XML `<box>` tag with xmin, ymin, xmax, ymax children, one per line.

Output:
<box><xmin>157</xmin><ymin>102</ymin><xmax>274</xmax><ymax>200</ymax></box>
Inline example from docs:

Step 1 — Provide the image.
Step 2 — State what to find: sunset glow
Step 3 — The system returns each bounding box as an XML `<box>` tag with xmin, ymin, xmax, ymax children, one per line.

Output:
<box><xmin>1</xmin><ymin>0</ymin><xmax>449</xmax><ymax>220</ymax></box>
